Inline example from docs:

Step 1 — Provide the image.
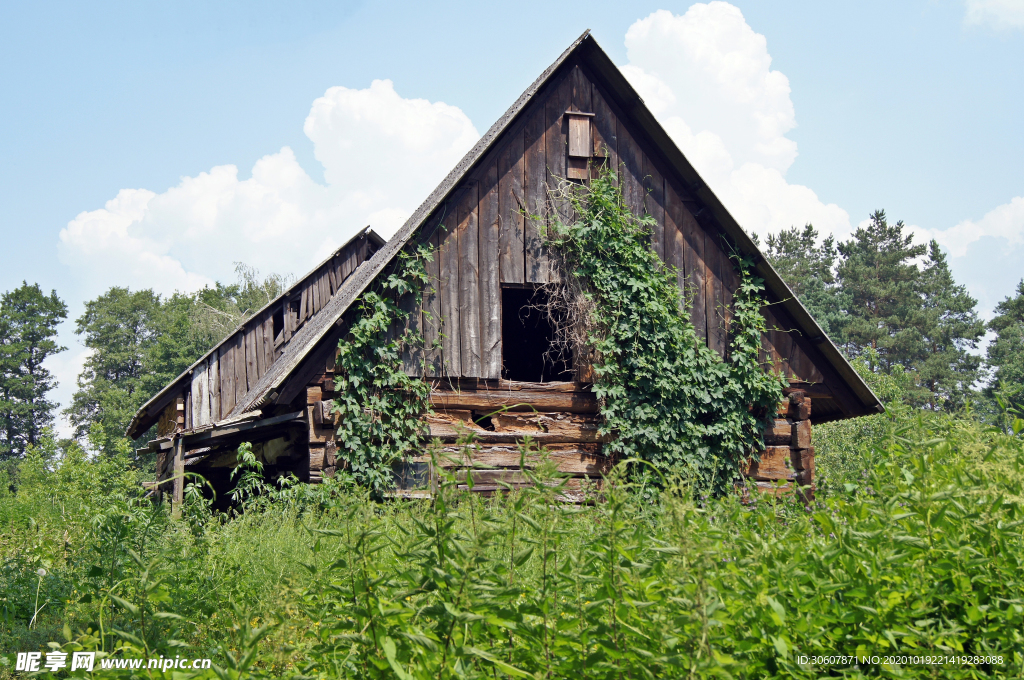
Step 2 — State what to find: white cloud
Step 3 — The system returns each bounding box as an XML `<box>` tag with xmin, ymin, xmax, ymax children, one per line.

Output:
<box><xmin>53</xmin><ymin>79</ymin><xmax>479</xmax><ymax>427</ymax></box>
<box><xmin>964</xmin><ymin>0</ymin><xmax>1024</xmax><ymax>30</ymax></box>
<box><xmin>918</xmin><ymin>196</ymin><xmax>1024</xmax><ymax>257</ymax></box>
<box><xmin>621</xmin><ymin>4</ymin><xmax>851</xmax><ymax>240</ymax></box>
<box><xmin>57</xmin><ymin>79</ymin><xmax>479</xmax><ymax>299</ymax></box>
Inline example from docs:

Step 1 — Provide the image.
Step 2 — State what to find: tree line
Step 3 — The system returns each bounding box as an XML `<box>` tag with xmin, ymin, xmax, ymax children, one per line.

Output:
<box><xmin>1</xmin><ymin>211</ymin><xmax>1022</xmax><ymax>462</ymax></box>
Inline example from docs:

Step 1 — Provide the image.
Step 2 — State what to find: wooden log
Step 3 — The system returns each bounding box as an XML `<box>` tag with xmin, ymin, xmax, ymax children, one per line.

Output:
<box><xmin>439</xmin><ymin>215</ymin><xmax>461</xmax><ymax>376</ymax></box>
<box><xmin>790</xmin><ymin>446</ymin><xmax>814</xmax><ymax>472</ymax></box>
<box><xmin>763</xmin><ymin>418</ymin><xmax>792</xmax><ymax>446</ymax></box>
<box><xmin>493</xmin><ymin>411</ymin><xmax>605</xmax><ymax>441</ymax></box>
<box><xmin>643</xmin><ymin>154</ymin><xmax>665</xmax><ymax>260</ymax></box>
<box><xmin>498</xmin><ymin>130</ymin><xmax>526</xmax><ymax>284</ymax></box>
<box><xmin>524</xmin><ymin>97</ymin><xmax>547</xmax><ymax>283</ymax></box>
<box><xmin>743</xmin><ymin>446</ymin><xmax>795</xmax><ymax>481</ymax></box>
<box><xmin>792</xmin><ymin>419</ymin><xmax>812</xmax><ymax>449</ymax></box>
<box><xmin>478</xmin><ymin>161</ymin><xmax>502</xmax><ymax>380</ymax></box>
<box><xmin>172</xmin><ymin>437</ymin><xmax>185</xmax><ymax>508</ymax></box>
<box><xmin>420</xmin><ymin>442</ymin><xmax>611</xmax><ymax>475</ymax></box>
<box><xmin>458</xmin><ymin>182</ymin><xmax>482</xmax><ymax>378</ymax></box>
<box><xmin>429</xmin><ymin>386</ymin><xmax>598</xmax><ymax>414</ymax></box>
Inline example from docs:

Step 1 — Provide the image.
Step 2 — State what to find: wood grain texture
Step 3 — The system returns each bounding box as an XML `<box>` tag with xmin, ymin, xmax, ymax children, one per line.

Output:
<box><xmin>616</xmin><ymin>120</ymin><xmax>644</xmax><ymax>218</ymax></box>
<box><xmin>245</xmin><ymin>327</ymin><xmax>258</xmax><ymax>389</ymax></box>
<box><xmin>208</xmin><ymin>356</ymin><xmax>220</xmax><ymax>423</ymax></box>
<box><xmin>523</xmin><ymin>99</ymin><xmax>547</xmax><ymax>284</ymax></box>
<box><xmin>439</xmin><ymin>212</ymin><xmax>461</xmax><ymax>376</ymax></box>
<box><xmin>400</xmin><ymin>290</ymin><xmax>422</xmax><ymax>376</ymax></box>
<box><xmin>544</xmin><ymin>72</ymin><xmax>572</xmax><ymax>241</ymax></box>
<box><xmin>219</xmin><ymin>344</ymin><xmax>235</xmax><ymax>416</ymax></box>
<box><xmin>191</xmin><ymin>362</ymin><xmax>209</xmax><ymax>427</ymax></box>
<box><xmin>478</xmin><ymin>160</ymin><xmax>502</xmax><ymax>379</ymax></box>
<box><xmin>458</xmin><ymin>182</ymin><xmax>481</xmax><ymax>377</ymax></box>
<box><xmin>263</xmin><ymin>317</ymin><xmax>274</xmax><ymax>375</ymax></box>
<box><xmin>705</xmin><ymin>235</ymin><xmax>727</xmax><ymax>357</ymax></box>
<box><xmin>591</xmin><ymin>86</ymin><xmax>618</xmax><ymax>174</ymax></box>
<box><xmin>497</xmin><ymin>130</ymin><xmax>526</xmax><ymax>284</ymax></box>
<box><xmin>422</xmin><ymin>224</ymin><xmax>443</xmax><ymax>377</ymax></box>
<box><xmin>571</xmin><ymin>65</ymin><xmax>592</xmax><ymax>113</ymax></box>
<box><xmin>744</xmin><ymin>446</ymin><xmax>796</xmax><ymax>481</ymax></box>
<box><xmin>415</xmin><ymin>442</ymin><xmax>611</xmax><ymax>475</ymax></box>
<box><xmin>664</xmin><ymin>181</ymin><xmax>688</xmax><ymax>307</ymax></box>
<box><xmin>254</xmin><ymin>319</ymin><xmax>266</xmax><ymax>378</ymax></box>
<box><xmin>680</xmin><ymin>205</ymin><xmax>707</xmax><ymax>340</ymax></box>
<box><xmin>643</xmin><ymin>153</ymin><xmax>665</xmax><ymax>260</ymax></box>
<box><xmin>429</xmin><ymin>385</ymin><xmax>598</xmax><ymax>414</ymax></box>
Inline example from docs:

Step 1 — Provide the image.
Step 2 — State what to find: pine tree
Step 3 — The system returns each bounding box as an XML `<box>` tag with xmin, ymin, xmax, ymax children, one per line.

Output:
<box><xmin>835</xmin><ymin>210</ymin><xmax>928</xmax><ymax>374</ymax></box>
<box><xmin>0</xmin><ymin>282</ymin><xmax>68</xmax><ymax>459</ymax></box>
<box><xmin>762</xmin><ymin>224</ymin><xmax>850</xmax><ymax>343</ymax></box>
<box><xmin>987</xmin><ymin>280</ymin><xmax>1024</xmax><ymax>410</ymax></box>
<box><xmin>916</xmin><ymin>241</ymin><xmax>985</xmax><ymax>410</ymax></box>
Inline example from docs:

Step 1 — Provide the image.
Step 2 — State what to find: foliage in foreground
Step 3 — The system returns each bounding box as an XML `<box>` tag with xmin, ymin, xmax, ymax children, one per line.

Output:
<box><xmin>2</xmin><ymin>406</ymin><xmax>1023</xmax><ymax>678</ymax></box>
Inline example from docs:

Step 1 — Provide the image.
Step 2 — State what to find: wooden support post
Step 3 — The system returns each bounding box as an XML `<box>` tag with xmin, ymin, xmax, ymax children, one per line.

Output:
<box><xmin>171</xmin><ymin>436</ymin><xmax>185</xmax><ymax>516</ymax></box>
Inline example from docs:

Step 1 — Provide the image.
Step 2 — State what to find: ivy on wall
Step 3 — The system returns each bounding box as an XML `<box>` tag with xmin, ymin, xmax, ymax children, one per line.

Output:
<box><xmin>547</xmin><ymin>172</ymin><xmax>786</xmax><ymax>494</ymax></box>
<box><xmin>331</xmin><ymin>245</ymin><xmax>434</xmax><ymax>493</ymax></box>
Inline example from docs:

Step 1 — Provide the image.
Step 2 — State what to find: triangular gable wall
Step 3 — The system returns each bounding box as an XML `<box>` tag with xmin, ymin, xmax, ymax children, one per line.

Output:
<box><xmin>226</xmin><ymin>32</ymin><xmax>881</xmax><ymax>425</ymax></box>
<box><xmin>395</xmin><ymin>57</ymin><xmax>855</xmax><ymax>422</ymax></box>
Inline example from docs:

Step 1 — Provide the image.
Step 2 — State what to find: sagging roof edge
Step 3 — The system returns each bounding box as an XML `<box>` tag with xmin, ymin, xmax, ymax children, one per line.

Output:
<box><xmin>165</xmin><ymin>29</ymin><xmax>880</xmax><ymax>429</ymax></box>
<box><xmin>570</xmin><ymin>37</ymin><xmax>882</xmax><ymax>417</ymax></box>
<box><xmin>125</xmin><ymin>226</ymin><xmax>386</xmax><ymax>439</ymax></box>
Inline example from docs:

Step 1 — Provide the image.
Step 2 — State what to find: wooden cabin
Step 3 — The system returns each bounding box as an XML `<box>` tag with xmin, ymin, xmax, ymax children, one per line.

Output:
<box><xmin>129</xmin><ymin>32</ymin><xmax>882</xmax><ymax>505</ymax></box>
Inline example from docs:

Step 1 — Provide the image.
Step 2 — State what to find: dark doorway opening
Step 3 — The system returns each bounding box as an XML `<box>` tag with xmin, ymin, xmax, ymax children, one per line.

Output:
<box><xmin>501</xmin><ymin>287</ymin><xmax>573</xmax><ymax>383</ymax></box>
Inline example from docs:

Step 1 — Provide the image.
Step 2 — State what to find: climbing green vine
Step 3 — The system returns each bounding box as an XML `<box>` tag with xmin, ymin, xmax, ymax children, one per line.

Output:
<box><xmin>332</xmin><ymin>244</ymin><xmax>434</xmax><ymax>493</ymax></box>
<box><xmin>547</xmin><ymin>172</ymin><xmax>786</xmax><ymax>494</ymax></box>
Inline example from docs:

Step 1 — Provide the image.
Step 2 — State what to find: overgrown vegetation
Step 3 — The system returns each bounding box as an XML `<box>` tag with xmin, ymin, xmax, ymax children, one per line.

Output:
<box><xmin>331</xmin><ymin>245</ymin><xmax>434</xmax><ymax>492</ymax></box>
<box><xmin>3</xmin><ymin>389</ymin><xmax>1023</xmax><ymax>678</ymax></box>
<box><xmin>546</xmin><ymin>173</ymin><xmax>785</xmax><ymax>493</ymax></box>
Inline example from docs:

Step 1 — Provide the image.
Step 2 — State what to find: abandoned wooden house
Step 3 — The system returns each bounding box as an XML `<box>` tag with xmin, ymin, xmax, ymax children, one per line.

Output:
<box><xmin>129</xmin><ymin>31</ymin><xmax>882</xmax><ymax>505</ymax></box>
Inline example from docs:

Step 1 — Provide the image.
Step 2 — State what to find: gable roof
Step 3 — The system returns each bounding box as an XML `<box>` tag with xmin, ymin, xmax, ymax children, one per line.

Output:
<box><xmin>126</xmin><ymin>227</ymin><xmax>385</xmax><ymax>439</ymax></box>
<box><xmin>141</xmin><ymin>30</ymin><xmax>883</xmax><ymax>431</ymax></box>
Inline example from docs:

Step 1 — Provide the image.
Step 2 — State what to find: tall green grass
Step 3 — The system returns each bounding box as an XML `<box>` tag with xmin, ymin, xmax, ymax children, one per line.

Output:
<box><xmin>2</xmin><ymin>406</ymin><xmax>1023</xmax><ymax>678</ymax></box>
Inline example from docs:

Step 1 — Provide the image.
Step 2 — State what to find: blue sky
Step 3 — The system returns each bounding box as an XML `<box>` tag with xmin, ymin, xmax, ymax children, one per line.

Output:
<box><xmin>1</xmin><ymin>1</ymin><xmax>1022</xmax><ymax>428</ymax></box>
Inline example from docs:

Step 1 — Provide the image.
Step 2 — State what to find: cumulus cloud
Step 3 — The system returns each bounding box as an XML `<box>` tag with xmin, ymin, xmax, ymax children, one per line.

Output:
<box><xmin>919</xmin><ymin>196</ymin><xmax>1024</xmax><ymax>258</ymax></box>
<box><xmin>621</xmin><ymin>3</ymin><xmax>851</xmax><ymax>240</ymax></box>
<box><xmin>964</xmin><ymin>0</ymin><xmax>1024</xmax><ymax>30</ymax></box>
<box><xmin>58</xmin><ymin>79</ymin><xmax>479</xmax><ymax>299</ymax></box>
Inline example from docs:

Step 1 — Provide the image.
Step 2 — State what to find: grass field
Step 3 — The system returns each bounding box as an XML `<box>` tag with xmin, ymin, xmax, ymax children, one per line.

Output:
<box><xmin>2</xmin><ymin>383</ymin><xmax>1023</xmax><ymax>678</ymax></box>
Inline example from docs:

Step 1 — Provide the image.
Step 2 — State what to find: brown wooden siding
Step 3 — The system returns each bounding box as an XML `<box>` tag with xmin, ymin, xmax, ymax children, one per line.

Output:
<box><xmin>183</xmin><ymin>231</ymin><xmax>379</xmax><ymax>426</ymax></box>
<box><xmin>401</xmin><ymin>62</ymin><xmax>828</xmax><ymax>386</ymax></box>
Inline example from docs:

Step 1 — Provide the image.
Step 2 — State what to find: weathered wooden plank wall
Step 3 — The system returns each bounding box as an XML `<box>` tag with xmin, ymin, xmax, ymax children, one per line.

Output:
<box><xmin>401</xmin><ymin>61</ymin><xmax>823</xmax><ymax>385</ymax></box>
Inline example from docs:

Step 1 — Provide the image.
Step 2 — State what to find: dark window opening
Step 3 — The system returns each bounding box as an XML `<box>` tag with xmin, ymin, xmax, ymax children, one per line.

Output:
<box><xmin>272</xmin><ymin>306</ymin><xmax>285</xmax><ymax>340</ymax></box>
<box><xmin>501</xmin><ymin>287</ymin><xmax>573</xmax><ymax>383</ymax></box>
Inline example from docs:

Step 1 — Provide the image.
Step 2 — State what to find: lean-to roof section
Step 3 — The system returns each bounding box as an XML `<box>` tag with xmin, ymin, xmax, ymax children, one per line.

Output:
<box><xmin>125</xmin><ymin>227</ymin><xmax>385</xmax><ymax>439</ymax></box>
<box><xmin>218</xmin><ymin>31</ymin><xmax>880</xmax><ymax>422</ymax></box>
